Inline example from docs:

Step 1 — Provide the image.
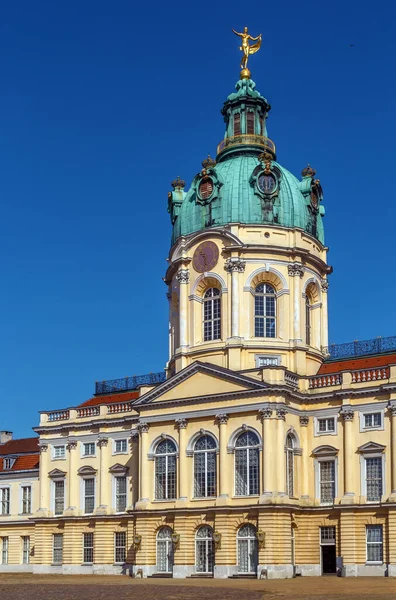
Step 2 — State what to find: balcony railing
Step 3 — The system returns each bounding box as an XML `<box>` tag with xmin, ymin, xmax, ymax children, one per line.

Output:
<box><xmin>351</xmin><ymin>367</ymin><xmax>389</xmax><ymax>383</ymax></box>
<box><xmin>95</xmin><ymin>371</ymin><xmax>166</xmax><ymax>395</ymax></box>
<box><xmin>308</xmin><ymin>374</ymin><xmax>342</xmax><ymax>389</ymax></box>
<box><xmin>217</xmin><ymin>134</ymin><xmax>276</xmax><ymax>157</ymax></box>
<box><xmin>324</xmin><ymin>336</ymin><xmax>396</xmax><ymax>360</ymax></box>
<box><xmin>47</xmin><ymin>410</ymin><xmax>70</xmax><ymax>422</ymax></box>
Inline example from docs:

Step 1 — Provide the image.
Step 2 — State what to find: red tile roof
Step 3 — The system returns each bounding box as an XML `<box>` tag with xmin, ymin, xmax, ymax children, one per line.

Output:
<box><xmin>0</xmin><ymin>454</ymin><xmax>39</xmax><ymax>472</ymax></box>
<box><xmin>0</xmin><ymin>437</ymin><xmax>39</xmax><ymax>455</ymax></box>
<box><xmin>318</xmin><ymin>353</ymin><xmax>396</xmax><ymax>374</ymax></box>
<box><xmin>78</xmin><ymin>391</ymin><xmax>139</xmax><ymax>408</ymax></box>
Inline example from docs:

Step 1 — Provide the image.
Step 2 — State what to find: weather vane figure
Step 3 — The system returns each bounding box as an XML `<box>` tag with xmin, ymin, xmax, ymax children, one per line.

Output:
<box><xmin>232</xmin><ymin>26</ymin><xmax>262</xmax><ymax>77</ymax></box>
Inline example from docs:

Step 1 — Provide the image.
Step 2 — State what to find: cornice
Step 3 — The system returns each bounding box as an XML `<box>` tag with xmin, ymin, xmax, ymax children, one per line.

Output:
<box><xmin>34</xmin><ymin>415</ymin><xmax>138</xmax><ymax>436</ymax></box>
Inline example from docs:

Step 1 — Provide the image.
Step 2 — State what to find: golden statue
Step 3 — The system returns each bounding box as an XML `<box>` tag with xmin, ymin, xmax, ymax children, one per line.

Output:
<box><xmin>232</xmin><ymin>26</ymin><xmax>262</xmax><ymax>78</ymax></box>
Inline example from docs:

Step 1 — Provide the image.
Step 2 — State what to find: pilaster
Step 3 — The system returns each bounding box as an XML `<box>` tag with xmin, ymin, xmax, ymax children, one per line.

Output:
<box><xmin>175</xmin><ymin>418</ymin><xmax>188</xmax><ymax>507</ymax></box>
<box><xmin>135</xmin><ymin>422</ymin><xmax>150</xmax><ymax>510</ymax></box>
<box><xmin>216</xmin><ymin>413</ymin><xmax>230</xmax><ymax>505</ymax></box>
<box><xmin>340</xmin><ymin>408</ymin><xmax>355</xmax><ymax>504</ymax></box>
<box><xmin>96</xmin><ymin>437</ymin><xmax>109</xmax><ymax>514</ymax></box>
<box><xmin>259</xmin><ymin>408</ymin><xmax>273</xmax><ymax>502</ymax></box>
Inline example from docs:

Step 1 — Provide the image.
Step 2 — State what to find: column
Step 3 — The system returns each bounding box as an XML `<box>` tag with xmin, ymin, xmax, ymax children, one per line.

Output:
<box><xmin>259</xmin><ymin>408</ymin><xmax>273</xmax><ymax>500</ymax></box>
<box><xmin>390</xmin><ymin>406</ymin><xmax>396</xmax><ymax>499</ymax></box>
<box><xmin>288</xmin><ymin>263</ymin><xmax>304</xmax><ymax>341</ymax></box>
<box><xmin>38</xmin><ymin>444</ymin><xmax>49</xmax><ymax>515</ymax></box>
<box><xmin>321</xmin><ymin>279</ymin><xmax>329</xmax><ymax>350</ymax></box>
<box><xmin>299</xmin><ymin>416</ymin><xmax>310</xmax><ymax>500</ymax></box>
<box><xmin>341</xmin><ymin>408</ymin><xmax>355</xmax><ymax>503</ymax></box>
<box><xmin>224</xmin><ymin>258</ymin><xmax>245</xmax><ymax>338</ymax></box>
<box><xmin>176</xmin><ymin>269</ymin><xmax>189</xmax><ymax>349</ymax></box>
<box><xmin>137</xmin><ymin>422</ymin><xmax>150</xmax><ymax>506</ymax></box>
<box><xmin>166</xmin><ymin>289</ymin><xmax>173</xmax><ymax>360</ymax></box>
<box><xmin>276</xmin><ymin>408</ymin><xmax>287</xmax><ymax>496</ymax></box>
<box><xmin>66</xmin><ymin>440</ymin><xmax>77</xmax><ymax>513</ymax></box>
<box><xmin>176</xmin><ymin>418</ymin><xmax>188</xmax><ymax>503</ymax></box>
<box><xmin>97</xmin><ymin>437</ymin><xmax>109</xmax><ymax>513</ymax></box>
<box><xmin>216</xmin><ymin>413</ymin><xmax>229</xmax><ymax>502</ymax></box>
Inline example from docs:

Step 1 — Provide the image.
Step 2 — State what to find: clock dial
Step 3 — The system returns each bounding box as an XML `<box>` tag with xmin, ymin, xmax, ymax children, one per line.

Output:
<box><xmin>193</xmin><ymin>241</ymin><xmax>219</xmax><ymax>273</ymax></box>
<box><xmin>258</xmin><ymin>173</ymin><xmax>276</xmax><ymax>194</ymax></box>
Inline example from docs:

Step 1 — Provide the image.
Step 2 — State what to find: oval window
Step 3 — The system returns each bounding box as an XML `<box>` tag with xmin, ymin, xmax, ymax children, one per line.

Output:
<box><xmin>258</xmin><ymin>174</ymin><xmax>276</xmax><ymax>194</ymax></box>
<box><xmin>199</xmin><ymin>178</ymin><xmax>214</xmax><ymax>200</ymax></box>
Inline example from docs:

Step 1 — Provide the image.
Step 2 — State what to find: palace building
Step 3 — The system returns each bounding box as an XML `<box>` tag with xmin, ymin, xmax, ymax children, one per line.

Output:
<box><xmin>2</xmin><ymin>34</ymin><xmax>396</xmax><ymax>579</ymax></box>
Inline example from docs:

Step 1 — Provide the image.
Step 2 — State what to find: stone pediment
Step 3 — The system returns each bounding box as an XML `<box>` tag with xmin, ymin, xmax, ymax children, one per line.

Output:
<box><xmin>358</xmin><ymin>442</ymin><xmax>386</xmax><ymax>454</ymax></box>
<box><xmin>77</xmin><ymin>465</ymin><xmax>97</xmax><ymax>476</ymax></box>
<box><xmin>48</xmin><ymin>468</ymin><xmax>67</xmax><ymax>478</ymax></box>
<box><xmin>134</xmin><ymin>361</ymin><xmax>267</xmax><ymax>407</ymax></box>
<box><xmin>312</xmin><ymin>445</ymin><xmax>338</xmax><ymax>457</ymax></box>
<box><xmin>109</xmin><ymin>463</ymin><xmax>129</xmax><ymax>474</ymax></box>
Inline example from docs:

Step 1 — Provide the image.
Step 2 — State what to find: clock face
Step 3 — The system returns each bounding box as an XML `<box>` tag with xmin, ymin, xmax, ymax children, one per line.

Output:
<box><xmin>258</xmin><ymin>173</ymin><xmax>276</xmax><ymax>194</ymax></box>
<box><xmin>193</xmin><ymin>241</ymin><xmax>219</xmax><ymax>273</ymax></box>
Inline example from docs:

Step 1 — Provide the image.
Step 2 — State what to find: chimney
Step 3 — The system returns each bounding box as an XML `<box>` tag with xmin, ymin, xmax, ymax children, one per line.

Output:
<box><xmin>0</xmin><ymin>431</ymin><xmax>13</xmax><ymax>445</ymax></box>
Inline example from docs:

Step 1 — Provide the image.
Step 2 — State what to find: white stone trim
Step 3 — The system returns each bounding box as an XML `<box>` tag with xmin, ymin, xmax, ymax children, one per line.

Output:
<box><xmin>359</xmin><ymin>409</ymin><xmax>385</xmax><ymax>433</ymax></box>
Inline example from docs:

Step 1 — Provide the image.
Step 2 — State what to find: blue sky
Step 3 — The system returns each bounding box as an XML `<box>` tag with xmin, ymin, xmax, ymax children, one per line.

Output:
<box><xmin>1</xmin><ymin>0</ymin><xmax>395</xmax><ymax>438</ymax></box>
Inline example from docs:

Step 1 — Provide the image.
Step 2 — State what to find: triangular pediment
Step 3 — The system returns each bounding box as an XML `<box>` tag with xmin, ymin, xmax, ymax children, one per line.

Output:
<box><xmin>48</xmin><ymin>468</ymin><xmax>67</xmax><ymax>478</ymax></box>
<box><xmin>134</xmin><ymin>361</ymin><xmax>267</xmax><ymax>406</ymax></box>
<box><xmin>109</xmin><ymin>463</ymin><xmax>129</xmax><ymax>474</ymax></box>
<box><xmin>358</xmin><ymin>441</ymin><xmax>386</xmax><ymax>453</ymax></box>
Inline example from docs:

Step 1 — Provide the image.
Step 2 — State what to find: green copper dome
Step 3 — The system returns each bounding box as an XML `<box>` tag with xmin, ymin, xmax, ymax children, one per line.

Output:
<box><xmin>168</xmin><ymin>78</ymin><xmax>325</xmax><ymax>246</ymax></box>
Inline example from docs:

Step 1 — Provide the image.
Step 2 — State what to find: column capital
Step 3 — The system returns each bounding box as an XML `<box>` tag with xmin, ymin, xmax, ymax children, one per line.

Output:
<box><xmin>389</xmin><ymin>405</ymin><xmax>396</xmax><ymax>417</ymax></box>
<box><xmin>259</xmin><ymin>407</ymin><xmax>273</xmax><ymax>420</ymax></box>
<box><xmin>176</xmin><ymin>269</ymin><xmax>190</xmax><ymax>284</ymax></box>
<box><xmin>299</xmin><ymin>415</ymin><xmax>309</xmax><ymax>427</ymax></box>
<box><xmin>137</xmin><ymin>421</ymin><xmax>150</xmax><ymax>434</ymax></box>
<box><xmin>224</xmin><ymin>258</ymin><xmax>246</xmax><ymax>273</ymax></box>
<box><xmin>288</xmin><ymin>263</ymin><xmax>304</xmax><ymax>277</ymax></box>
<box><xmin>276</xmin><ymin>408</ymin><xmax>288</xmax><ymax>420</ymax></box>
<box><xmin>340</xmin><ymin>409</ymin><xmax>354</xmax><ymax>421</ymax></box>
<box><xmin>216</xmin><ymin>413</ymin><xmax>229</xmax><ymax>425</ymax></box>
<box><xmin>39</xmin><ymin>443</ymin><xmax>48</xmax><ymax>453</ymax></box>
<box><xmin>66</xmin><ymin>440</ymin><xmax>78</xmax><ymax>451</ymax></box>
<box><xmin>321</xmin><ymin>278</ymin><xmax>329</xmax><ymax>292</ymax></box>
<box><xmin>97</xmin><ymin>437</ymin><xmax>109</xmax><ymax>448</ymax></box>
<box><xmin>175</xmin><ymin>418</ymin><xmax>188</xmax><ymax>430</ymax></box>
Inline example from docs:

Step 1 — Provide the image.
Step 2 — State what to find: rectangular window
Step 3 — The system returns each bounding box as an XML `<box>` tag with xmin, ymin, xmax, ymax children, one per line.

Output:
<box><xmin>115</xmin><ymin>439</ymin><xmax>127</xmax><ymax>454</ymax></box>
<box><xmin>317</xmin><ymin>418</ymin><xmax>335</xmax><ymax>433</ymax></box>
<box><xmin>114</xmin><ymin>531</ymin><xmax>126</xmax><ymax>564</ymax></box>
<box><xmin>82</xmin><ymin>443</ymin><xmax>96</xmax><ymax>457</ymax></box>
<box><xmin>1</xmin><ymin>537</ymin><xmax>8</xmax><ymax>565</ymax></box>
<box><xmin>364</xmin><ymin>413</ymin><xmax>382</xmax><ymax>428</ymax></box>
<box><xmin>320</xmin><ymin>526</ymin><xmax>336</xmax><ymax>544</ymax></box>
<box><xmin>83</xmin><ymin>532</ymin><xmax>94</xmax><ymax>564</ymax></box>
<box><xmin>319</xmin><ymin>460</ymin><xmax>335</xmax><ymax>503</ymax></box>
<box><xmin>84</xmin><ymin>478</ymin><xmax>95</xmax><ymax>514</ymax></box>
<box><xmin>22</xmin><ymin>536</ymin><xmax>30</xmax><ymax>564</ymax></box>
<box><xmin>3</xmin><ymin>458</ymin><xmax>13</xmax><ymax>470</ymax></box>
<box><xmin>366</xmin><ymin>525</ymin><xmax>383</xmax><ymax>563</ymax></box>
<box><xmin>115</xmin><ymin>476</ymin><xmax>127</xmax><ymax>512</ymax></box>
<box><xmin>0</xmin><ymin>488</ymin><xmax>10</xmax><ymax>515</ymax></box>
<box><xmin>366</xmin><ymin>457</ymin><xmax>383</xmax><ymax>501</ymax></box>
<box><xmin>256</xmin><ymin>355</ymin><xmax>280</xmax><ymax>367</ymax></box>
<box><xmin>246</xmin><ymin>111</ymin><xmax>255</xmax><ymax>134</ymax></box>
<box><xmin>233</xmin><ymin>113</ymin><xmax>241</xmax><ymax>135</ymax></box>
<box><xmin>53</xmin><ymin>533</ymin><xmax>63</xmax><ymax>564</ymax></box>
<box><xmin>54</xmin><ymin>480</ymin><xmax>65</xmax><ymax>515</ymax></box>
<box><xmin>53</xmin><ymin>446</ymin><xmax>66</xmax><ymax>459</ymax></box>
<box><xmin>21</xmin><ymin>486</ymin><xmax>32</xmax><ymax>514</ymax></box>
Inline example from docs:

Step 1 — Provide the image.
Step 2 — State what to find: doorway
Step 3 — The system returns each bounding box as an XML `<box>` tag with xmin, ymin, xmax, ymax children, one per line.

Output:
<box><xmin>320</xmin><ymin>527</ymin><xmax>336</xmax><ymax>575</ymax></box>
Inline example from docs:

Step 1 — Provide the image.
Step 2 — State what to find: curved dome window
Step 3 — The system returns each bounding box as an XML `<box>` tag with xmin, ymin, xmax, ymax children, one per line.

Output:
<box><xmin>199</xmin><ymin>178</ymin><xmax>214</xmax><ymax>200</ymax></box>
<box><xmin>258</xmin><ymin>173</ymin><xmax>276</xmax><ymax>194</ymax></box>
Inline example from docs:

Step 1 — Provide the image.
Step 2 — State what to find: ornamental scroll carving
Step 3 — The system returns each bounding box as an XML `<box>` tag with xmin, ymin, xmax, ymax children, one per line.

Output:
<box><xmin>137</xmin><ymin>422</ymin><xmax>150</xmax><ymax>434</ymax></box>
<box><xmin>288</xmin><ymin>263</ymin><xmax>304</xmax><ymax>278</ymax></box>
<box><xmin>299</xmin><ymin>415</ymin><xmax>309</xmax><ymax>427</ymax></box>
<box><xmin>259</xmin><ymin>408</ymin><xmax>273</xmax><ymax>420</ymax></box>
<box><xmin>224</xmin><ymin>258</ymin><xmax>246</xmax><ymax>273</ymax></box>
<box><xmin>175</xmin><ymin>418</ymin><xmax>188</xmax><ymax>430</ymax></box>
<box><xmin>176</xmin><ymin>269</ymin><xmax>190</xmax><ymax>285</ymax></box>
<box><xmin>216</xmin><ymin>413</ymin><xmax>229</xmax><ymax>425</ymax></box>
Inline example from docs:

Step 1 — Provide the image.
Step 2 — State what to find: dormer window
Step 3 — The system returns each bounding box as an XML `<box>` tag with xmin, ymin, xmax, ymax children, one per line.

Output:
<box><xmin>3</xmin><ymin>458</ymin><xmax>14</xmax><ymax>470</ymax></box>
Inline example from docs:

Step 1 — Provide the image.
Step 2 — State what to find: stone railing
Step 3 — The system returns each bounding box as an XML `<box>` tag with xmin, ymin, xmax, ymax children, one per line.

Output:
<box><xmin>108</xmin><ymin>402</ymin><xmax>133</xmax><ymax>414</ymax></box>
<box><xmin>47</xmin><ymin>410</ymin><xmax>70</xmax><ymax>422</ymax></box>
<box><xmin>308</xmin><ymin>374</ymin><xmax>342</xmax><ymax>389</ymax></box>
<box><xmin>284</xmin><ymin>371</ymin><xmax>299</xmax><ymax>389</ymax></box>
<box><xmin>77</xmin><ymin>407</ymin><xmax>100</xmax><ymax>418</ymax></box>
<box><xmin>351</xmin><ymin>367</ymin><xmax>389</xmax><ymax>383</ymax></box>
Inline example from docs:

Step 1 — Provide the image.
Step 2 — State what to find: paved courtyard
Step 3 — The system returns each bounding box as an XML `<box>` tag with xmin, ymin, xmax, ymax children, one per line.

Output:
<box><xmin>1</xmin><ymin>574</ymin><xmax>396</xmax><ymax>600</ymax></box>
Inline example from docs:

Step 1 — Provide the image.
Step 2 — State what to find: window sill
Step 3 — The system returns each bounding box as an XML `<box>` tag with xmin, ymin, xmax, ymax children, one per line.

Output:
<box><xmin>81</xmin><ymin>455</ymin><xmax>96</xmax><ymax>459</ymax></box>
<box><xmin>365</xmin><ymin>561</ymin><xmax>383</xmax><ymax>565</ymax></box>
<box><xmin>191</xmin><ymin>497</ymin><xmax>216</xmax><ymax>502</ymax></box>
<box><xmin>113</xmin><ymin>452</ymin><xmax>128</xmax><ymax>456</ymax></box>
<box><xmin>19</xmin><ymin>513</ymin><xmax>33</xmax><ymax>516</ymax></box>
<box><xmin>152</xmin><ymin>499</ymin><xmax>176</xmax><ymax>503</ymax></box>
<box><xmin>52</xmin><ymin>458</ymin><xmax>66</xmax><ymax>461</ymax></box>
<box><xmin>232</xmin><ymin>495</ymin><xmax>259</xmax><ymax>499</ymax></box>
<box><xmin>82</xmin><ymin>563</ymin><xmax>93</xmax><ymax>566</ymax></box>
<box><xmin>51</xmin><ymin>563</ymin><xmax>63</xmax><ymax>566</ymax></box>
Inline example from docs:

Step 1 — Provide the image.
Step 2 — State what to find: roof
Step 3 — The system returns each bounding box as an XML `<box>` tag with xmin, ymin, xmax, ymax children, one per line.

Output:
<box><xmin>0</xmin><ymin>437</ymin><xmax>39</xmax><ymax>455</ymax></box>
<box><xmin>0</xmin><ymin>454</ymin><xmax>39</xmax><ymax>472</ymax></box>
<box><xmin>318</xmin><ymin>353</ymin><xmax>396</xmax><ymax>374</ymax></box>
<box><xmin>78</xmin><ymin>391</ymin><xmax>139</xmax><ymax>408</ymax></box>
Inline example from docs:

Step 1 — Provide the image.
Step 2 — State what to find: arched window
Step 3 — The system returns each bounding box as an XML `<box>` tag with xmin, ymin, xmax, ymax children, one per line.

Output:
<box><xmin>237</xmin><ymin>524</ymin><xmax>258</xmax><ymax>574</ymax></box>
<box><xmin>233</xmin><ymin>113</ymin><xmax>241</xmax><ymax>135</ymax></box>
<box><xmin>306</xmin><ymin>296</ymin><xmax>311</xmax><ymax>345</ymax></box>
<box><xmin>286</xmin><ymin>433</ymin><xmax>295</xmax><ymax>497</ymax></box>
<box><xmin>155</xmin><ymin>439</ymin><xmax>177</xmax><ymax>500</ymax></box>
<box><xmin>156</xmin><ymin>526</ymin><xmax>173</xmax><ymax>573</ymax></box>
<box><xmin>203</xmin><ymin>288</ymin><xmax>221</xmax><ymax>342</ymax></box>
<box><xmin>254</xmin><ymin>283</ymin><xmax>276</xmax><ymax>338</ymax></box>
<box><xmin>193</xmin><ymin>435</ymin><xmax>217</xmax><ymax>498</ymax></box>
<box><xmin>195</xmin><ymin>526</ymin><xmax>214</xmax><ymax>573</ymax></box>
<box><xmin>235</xmin><ymin>431</ymin><xmax>260</xmax><ymax>496</ymax></box>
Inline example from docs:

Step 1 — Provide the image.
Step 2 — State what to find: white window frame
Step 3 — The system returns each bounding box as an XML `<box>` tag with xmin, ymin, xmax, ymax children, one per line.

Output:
<box><xmin>113</xmin><ymin>439</ymin><xmax>128</xmax><ymax>455</ymax></box>
<box><xmin>315</xmin><ymin>457</ymin><xmax>338</xmax><ymax>505</ymax></box>
<box><xmin>81</xmin><ymin>442</ymin><xmax>96</xmax><ymax>458</ymax></box>
<box><xmin>81</xmin><ymin>477</ymin><xmax>96</xmax><ymax>515</ymax></box>
<box><xmin>1</xmin><ymin>537</ymin><xmax>8</xmax><ymax>564</ymax></box>
<box><xmin>0</xmin><ymin>486</ymin><xmax>11</xmax><ymax>515</ymax></box>
<box><xmin>52</xmin><ymin>445</ymin><xmax>66</xmax><ymax>460</ymax></box>
<box><xmin>20</xmin><ymin>484</ymin><xmax>32</xmax><ymax>515</ymax></box>
<box><xmin>3</xmin><ymin>458</ymin><xmax>15</xmax><ymax>470</ymax></box>
<box><xmin>114</xmin><ymin>531</ymin><xmax>127</xmax><ymax>564</ymax></box>
<box><xmin>82</xmin><ymin>532</ymin><xmax>94</xmax><ymax>564</ymax></box>
<box><xmin>366</xmin><ymin>524</ymin><xmax>383</xmax><ymax>564</ymax></box>
<box><xmin>360</xmin><ymin>452</ymin><xmax>385</xmax><ymax>503</ymax></box>
<box><xmin>314</xmin><ymin>416</ymin><xmax>337</xmax><ymax>436</ymax></box>
<box><xmin>51</xmin><ymin>478</ymin><xmax>66</xmax><ymax>515</ymax></box>
<box><xmin>359</xmin><ymin>409</ymin><xmax>384</xmax><ymax>432</ymax></box>
<box><xmin>254</xmin><ymin>354</ymin><xmax>281</xmax><ymax>368</ymax></box>
<box><xmin>113</xmin><ymin>475</ymin><xmax>127</xmax><ymax>513</ymax></box>
<box><xmin>52</xmin><ymin>533</ymin><xmax>63</xmax><ymax>565</ymax></box>
<box><xmin>22</xmin><ymin>536</ymin><xmax>30</xmax><ymax>564</ymax></box>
